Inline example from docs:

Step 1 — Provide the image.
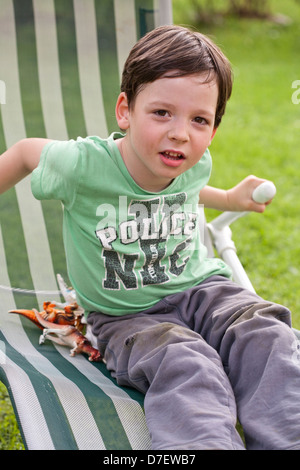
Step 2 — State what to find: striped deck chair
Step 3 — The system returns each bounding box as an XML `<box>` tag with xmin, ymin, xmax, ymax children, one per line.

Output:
<box><xmin>0</xmin><ymin>0</ymin><xmax>172</xmax><ymax>450</ymax></box>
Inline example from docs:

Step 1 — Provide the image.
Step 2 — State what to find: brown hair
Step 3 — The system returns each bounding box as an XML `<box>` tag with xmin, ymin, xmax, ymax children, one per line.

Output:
<box><xmin>121</xmin><ymin>25</ymin><xmax>233</xmax><ymax>128</ymax></box>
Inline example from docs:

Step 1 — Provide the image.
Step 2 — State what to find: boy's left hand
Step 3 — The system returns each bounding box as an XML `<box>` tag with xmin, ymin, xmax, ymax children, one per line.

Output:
<box><xmin>226</xmin><ymin>175</ymin><xmax>274</xmax><ymax>213</ymax></box>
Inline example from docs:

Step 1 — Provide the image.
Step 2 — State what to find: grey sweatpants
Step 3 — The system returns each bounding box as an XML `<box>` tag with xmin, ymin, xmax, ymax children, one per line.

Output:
<box><xmin>87</xmin><ymin>276</ymin><xmax>300</xmax><ymax>450</ymax></box>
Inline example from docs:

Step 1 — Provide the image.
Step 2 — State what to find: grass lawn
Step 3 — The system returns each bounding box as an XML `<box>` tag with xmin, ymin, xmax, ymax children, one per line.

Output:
<box><xmin>1</xmin><ymin>0</ymin><xmax>300</xmax><ymax>450</ymax></box>
<box><xmin>0</xmin><ymin>383</ymin><xmax>24</xmax><ymax>450</ymax></box>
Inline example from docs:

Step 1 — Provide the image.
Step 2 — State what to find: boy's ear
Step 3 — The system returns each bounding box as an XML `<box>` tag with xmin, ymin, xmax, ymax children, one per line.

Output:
<box><xmin>209</xmin><ymin>127</ymin><xmax>218</xmax><ymax>145</ymax></box>
<box><xmin>115</xmin><ymin>92</ymin><xmax>130</xmax><ymax>130</ymax></box>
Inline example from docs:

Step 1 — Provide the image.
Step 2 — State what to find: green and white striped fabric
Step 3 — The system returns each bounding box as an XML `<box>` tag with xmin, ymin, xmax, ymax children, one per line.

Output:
<box><xmin>0</xmin><ymin>0</ymin><xmax>172</xmax><ymax>450</ymax></box>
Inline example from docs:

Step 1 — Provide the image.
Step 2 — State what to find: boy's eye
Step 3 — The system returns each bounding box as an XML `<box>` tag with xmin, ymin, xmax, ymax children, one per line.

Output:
<box><xmin>154</xmin><ymin>110</ymin><xmax>168</xmax><ymax>117</ymax></box>
<box><xmin>194</xmin><ymin>116</ymin><xmax>207</xmax><ymax>125</ymax></box>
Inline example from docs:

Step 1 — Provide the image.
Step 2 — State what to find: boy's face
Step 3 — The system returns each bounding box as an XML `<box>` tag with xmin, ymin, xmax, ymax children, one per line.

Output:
<box><xmin>115</xmin><ymin>73</ymin><xmax>218</xmax><ymax>192</ymax></box>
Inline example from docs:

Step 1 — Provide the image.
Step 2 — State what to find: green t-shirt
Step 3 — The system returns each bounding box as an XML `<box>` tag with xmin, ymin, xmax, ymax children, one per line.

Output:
<box><xmin>31</xmin><ymin>133</ymin><xmax>231</xmax><ymax>316</ymax></box>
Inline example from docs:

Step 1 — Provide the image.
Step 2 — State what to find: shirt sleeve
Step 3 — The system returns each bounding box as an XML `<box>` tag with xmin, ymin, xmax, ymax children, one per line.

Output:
<box><xmin>31</xmin><ymin>139</ymin><xmax>82</xmax><ymax>210</ymax></box>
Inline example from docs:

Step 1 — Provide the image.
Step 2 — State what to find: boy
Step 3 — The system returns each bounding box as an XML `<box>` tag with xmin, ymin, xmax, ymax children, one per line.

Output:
<box><xmin>0</xmin><ymin>25</ymin><xmax>299</xmax><ymax>450</ymax></box>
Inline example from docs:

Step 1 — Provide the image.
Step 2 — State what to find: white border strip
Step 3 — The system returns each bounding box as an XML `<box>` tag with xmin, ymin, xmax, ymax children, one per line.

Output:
<box><xmin>33</xmin><ymin>0</ymin><xmax>68</xmax><ymax>140</ymax></box>
<box><xmin>113</xmin><ymin>0</ymin><xmax>137</xmax><ymax>82</ymax></box>
<box><xmin>73</xmin><ymin>0</ymin><xmax>108</xmax><ymax>136</ymax></box>
<box><xmin>154</xmin><ymin>0</ymin><xmax>173</xmax><ymax>27</ymax></box>
<box><xmin>0</xmin><ymin>0</ymin><xmax>26</xmax><ymax>144</ymax></box>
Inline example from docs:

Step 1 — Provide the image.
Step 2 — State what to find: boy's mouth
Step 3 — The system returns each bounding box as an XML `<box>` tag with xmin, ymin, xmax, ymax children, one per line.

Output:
<box><xmin>159</xmin><ymin>150</ymin><xmax>185</xmax><ymax>167</ymax></box>
<box><xmin>162</xmin><ymin>151</ymin><xmax>184</xmax><ymax>160</ymax></box>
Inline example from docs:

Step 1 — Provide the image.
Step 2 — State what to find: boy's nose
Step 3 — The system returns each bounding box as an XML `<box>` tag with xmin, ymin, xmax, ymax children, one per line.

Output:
<box><xmin>167</xmin><ymin>121</ymin><xmax>189</xmax><ymax>142</ymax></box>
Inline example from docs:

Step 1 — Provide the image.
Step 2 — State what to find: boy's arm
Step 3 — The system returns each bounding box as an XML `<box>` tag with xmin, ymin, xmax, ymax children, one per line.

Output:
<box><xmin>0</xmin><ymin>138</ymin><xmax>51</xmax><ymax>194</ymax></box>
<box><xmin>199</xmin><ymin>175</ymin><xmax>273</xmax><ymax>213</ymax></box>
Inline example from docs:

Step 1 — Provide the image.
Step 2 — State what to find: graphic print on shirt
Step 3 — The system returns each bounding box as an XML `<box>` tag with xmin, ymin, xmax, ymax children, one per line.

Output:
<box><xmin>95</xmin><ymin>193</ymin><xmax>199</xmax><ymax>290</ymax></box>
